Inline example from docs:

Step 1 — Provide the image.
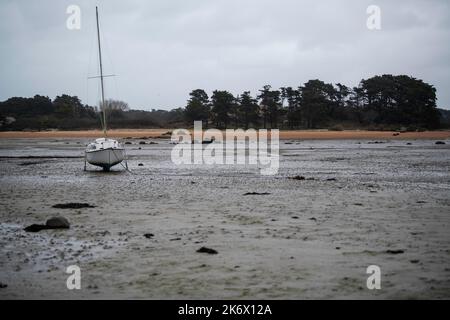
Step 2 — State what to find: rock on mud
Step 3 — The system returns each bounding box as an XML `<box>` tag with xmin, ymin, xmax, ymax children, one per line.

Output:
<box><xmin>24</xmin><ymin>217</ymin><xmax>70</xmax><ymax>232</ymax></box>
<box><xmin>46</xmin><ymin>216</ymin><xmax>70</xmax><ymax>228</ymax></box>
<box><xmin>197</xmin><ymin>247</ymin><xmax>218</xmax><ymax>254</ymax></box>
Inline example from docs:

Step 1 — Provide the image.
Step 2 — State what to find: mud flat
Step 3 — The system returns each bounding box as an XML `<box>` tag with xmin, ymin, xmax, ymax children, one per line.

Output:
<box><xmin>0</xmin><ymin>138</ymin><xmax>449</xmax><ymax>299</ymax></box>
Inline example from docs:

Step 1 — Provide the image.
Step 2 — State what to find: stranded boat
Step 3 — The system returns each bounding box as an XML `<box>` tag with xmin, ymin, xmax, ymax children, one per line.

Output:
<box><xmin>84</xmin><ymin>7</ymin><xmax>126</xmax><ymax>171</ymax></box>
<box><xmin>85</xmin><ymin>138</ymin><xmax>125</xmax><ymax>171</ymax></box>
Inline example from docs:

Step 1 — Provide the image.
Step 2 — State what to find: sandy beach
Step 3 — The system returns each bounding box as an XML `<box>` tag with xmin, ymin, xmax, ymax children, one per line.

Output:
<box><xmin>0</xmin><ymin>137</ymin><xmax>450</xmax><ymax>299</ymax></box>
<box><xmin>0</xmin><ymin>129</ymin><xmax>449</xmax><ymax>140</ymax></box>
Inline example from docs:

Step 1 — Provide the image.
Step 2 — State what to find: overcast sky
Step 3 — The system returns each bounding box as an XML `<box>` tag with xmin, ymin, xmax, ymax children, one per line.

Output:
<box><xmin>1</xmin><ymin>0</ymin><xmax>449</xmax><ymax>110</ymax></box>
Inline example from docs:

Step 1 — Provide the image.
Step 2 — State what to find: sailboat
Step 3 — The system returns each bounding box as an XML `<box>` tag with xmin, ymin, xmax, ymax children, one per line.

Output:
<box><xmin>85</xmin><ymin>6</ymin><xmax>126</xmax><ymax>171</ymax></box>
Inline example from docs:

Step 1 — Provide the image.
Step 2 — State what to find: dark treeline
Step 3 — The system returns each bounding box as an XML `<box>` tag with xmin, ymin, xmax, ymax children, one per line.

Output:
<box><xmin>0</xmin><ymin>95</ymin><xmax>184</xmax><ymax>130</ymax></box>
<box><xmin>186</xmin><ymin>75</ymin><xmax>445</xmax><ymax>130</ymax></box>
<box><xmin>1</xmin><ymin>75</ymin><xmax>449</xmax><ymax>131</ymax></box>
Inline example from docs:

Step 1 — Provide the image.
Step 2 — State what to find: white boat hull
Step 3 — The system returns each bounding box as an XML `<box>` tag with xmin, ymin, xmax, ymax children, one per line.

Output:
<box><xmin>86</xmin><ymin>148</ymin><xmax>125</xmax><ymax>170</ymax></box>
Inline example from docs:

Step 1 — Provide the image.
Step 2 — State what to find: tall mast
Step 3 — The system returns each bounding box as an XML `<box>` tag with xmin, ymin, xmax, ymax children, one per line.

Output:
<box><xmin>96</xmin><ymin>6</ymin><xmax>107</xmax><ymax>137</ymax></box>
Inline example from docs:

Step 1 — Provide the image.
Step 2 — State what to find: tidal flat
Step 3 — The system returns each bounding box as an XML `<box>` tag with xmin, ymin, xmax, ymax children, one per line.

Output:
<box><xmin>0</xmin><ymin>138</ymin><xmax>449</xmax><ymax>299</ymax></box>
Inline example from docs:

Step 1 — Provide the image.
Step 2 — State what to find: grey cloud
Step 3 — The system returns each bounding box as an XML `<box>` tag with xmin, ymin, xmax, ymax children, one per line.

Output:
<box><xmin>0</xmin><ymin>0</ymin><xmax>449</xmax><ymax>110</ymax></box>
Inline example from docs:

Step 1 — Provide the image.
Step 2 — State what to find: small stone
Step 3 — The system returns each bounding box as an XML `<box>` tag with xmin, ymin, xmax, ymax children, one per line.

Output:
<box><xmin>435</xmin><ymin>141</ymin><xmax>446</xmax><ymax>145</ymax></box>
<box><xmin>144</xmin><ymin>233</ymin><xmax>154</xmax><ymax>239</ymax></box>
<box><xmin>46</xmin><ymin>217</ymin><xmax>70</xmax><ymax>229</ymax></box>
<box><xmin>0</xmin><ymin>282</ymin><xmax>8</xmax><ymax>289</ymax></box>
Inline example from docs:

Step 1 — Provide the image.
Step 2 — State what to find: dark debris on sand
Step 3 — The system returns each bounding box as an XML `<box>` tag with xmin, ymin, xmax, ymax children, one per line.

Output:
<box><xmin>19</xmin><ymin>161</ymin><xmax>47</xmax><ymax>166</ymax></box>
<box><xmin>289</xmin><ymin>176</ymin><xmax>305</xmax><ymax>181</ymax></box>
<box><xmin>52</xmin><ymin>203</ymin><xmax>96</xmax><ymax>209</ymax></box>
<box><xmin>386</xmin><ymin>249</ymin><xmax>405</xmax><ymax>254</ymax></box>
<box><xmin>243</xmin><ymin>192</ymin><xmax>271</xmax><ymax>196</ymax></box>
<box><xmin>197</xmin><ymin>247</ymin><xmax>218</xmax><ymax>254</ymax></box>
<box><xmin>288</xmin><ymin>176</ymin><xmax>316</xmax><ymax>181</ymax></box>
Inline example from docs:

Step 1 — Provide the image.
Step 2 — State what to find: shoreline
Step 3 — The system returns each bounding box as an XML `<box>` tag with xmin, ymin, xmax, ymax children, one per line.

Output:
<box><xmin>0</xmin><ymin>129</ymin><xmax>449</xmax><ymax>140</ymax></box>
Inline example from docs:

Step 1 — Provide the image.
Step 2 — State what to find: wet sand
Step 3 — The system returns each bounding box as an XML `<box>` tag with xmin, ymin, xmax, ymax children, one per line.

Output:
<box><xmin>0</xmin><ymin>129</ymin><xmax>449</xmax><ymax>140</ymax></box>
<box><xmin>0</xmin><ymin>138</ymin><xmax>449</xmax><ymax>299</ymax></box>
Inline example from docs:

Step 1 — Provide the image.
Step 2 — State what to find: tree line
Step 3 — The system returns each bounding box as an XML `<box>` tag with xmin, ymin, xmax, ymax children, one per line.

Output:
<box><xmin>1</xmin><ymin>74</ymin><xmax>449</xmax><ymax>131</ymax></box>
<box><xmin>0</xmin><ymin>94</ymin><xmax>183</xmax><ymax>130</ymax></box>
<box><xmin>185</xmin><ymin>75</ymin><xmax>443</xmax><ymax>130</ymax></box>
